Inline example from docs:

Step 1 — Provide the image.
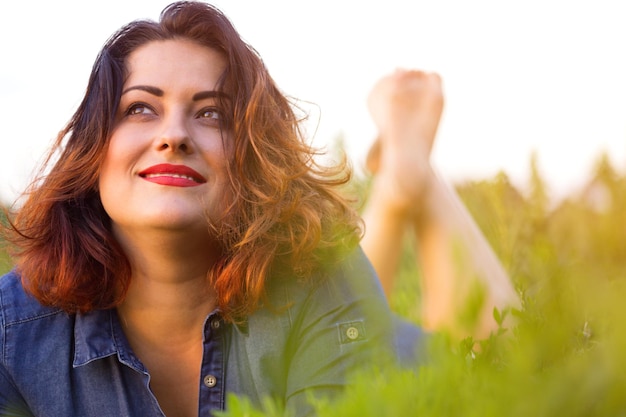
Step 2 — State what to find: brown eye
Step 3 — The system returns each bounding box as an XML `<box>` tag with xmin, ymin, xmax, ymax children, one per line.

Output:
<box><xmin>126</xmin><ymin>103</ymin><xmax>155</xmax><ymax>116</ymax></box>
<box><xmin>198</xmin><ymin>108</ymin><xmax>221</xmax><ymax>120</ymax></box>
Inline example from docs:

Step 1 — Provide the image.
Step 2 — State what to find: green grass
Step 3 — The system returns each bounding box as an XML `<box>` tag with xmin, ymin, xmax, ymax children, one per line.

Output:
<box><xmin>0</xmin><ymin>209</ymin><xmax>11</xmax><ymax>274</ymax></box>
<box><xmin>0</xmin><ymin>251</ymin><xmax>11</xmax><ymax>275</ymax></box>
<box><xmin>219</xmin><ymin>152</ymin><xmax>626</xmax><ymax>416</ymax></box>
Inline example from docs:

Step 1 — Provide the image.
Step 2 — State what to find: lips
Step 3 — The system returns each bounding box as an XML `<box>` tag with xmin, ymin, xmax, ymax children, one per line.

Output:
<box><xmin>138</xmin><ymin>164</ymin><xmax>207</xmax><ymax>187</ymax></box>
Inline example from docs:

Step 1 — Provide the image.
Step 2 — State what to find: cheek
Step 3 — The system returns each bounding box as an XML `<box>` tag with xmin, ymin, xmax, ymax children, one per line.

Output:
<box><xmin>100</xmin><ymin>131</ymin><xmax>142</xmax><ymax>174</ymax></box>
<box><xmin>97</xmin><ymin>135</ymin><xmax>137</xmax><ymax>196</ymax></box>
<box><xmin>98</xmin><ymin>142</ymin><xmax>121</xmax><ymax>187</ymax></box>
<box><xmin>217</xmin><ymin>152</ymin><xmax>237</xmax><ymax>213</ymax></box>
<box><xmin>97</xmin><ymin>148</ymin><xmax>120</xmax><ymax>217</ymax></box>
<box><xmin>202</xmin><ymin>139</ymin><xmax>234</xmax><ymax>203</ymax></box>
<box><xmin>200</xmin><ymin>134</ymin><xmax>231</xmax><ymax>175</ymax></box>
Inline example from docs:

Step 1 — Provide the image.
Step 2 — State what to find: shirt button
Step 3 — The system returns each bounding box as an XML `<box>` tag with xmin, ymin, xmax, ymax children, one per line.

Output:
<box><xmin>210</xmin><ymin>318</ymin><xmax>220</xmax><ymax>330</ymax></box>
<box><xmin>203</xmin><ymin>374</ymin><xmax>217</xmax><ymax>388</ymax></box>
<box><xmin>346</xmin><ymin>326</ymin><xmax>359</xmax><ymax>340</ymax></box>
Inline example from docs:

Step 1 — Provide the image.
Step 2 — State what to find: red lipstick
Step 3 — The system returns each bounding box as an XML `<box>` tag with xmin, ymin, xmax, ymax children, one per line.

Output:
<box><xmin>138</xmin><ymin>164</ymin><xmax>207</xmax><ymax>187</ymax></box>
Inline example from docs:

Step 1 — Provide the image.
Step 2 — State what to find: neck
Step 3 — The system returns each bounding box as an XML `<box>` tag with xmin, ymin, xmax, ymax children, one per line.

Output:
<box><xmin>115</xmin><ymin>225</ymin><xmax>222</xmax><ymax>278</ymax></box>
<box><xmin>118</xmin><ymin>274</ymin><xmax>216</xmax><ymax>348</ymax></box>
<box><xmin>114</xmin><ymin>227</ymin><xmax>221</xmax><ymax>346</ymax></box>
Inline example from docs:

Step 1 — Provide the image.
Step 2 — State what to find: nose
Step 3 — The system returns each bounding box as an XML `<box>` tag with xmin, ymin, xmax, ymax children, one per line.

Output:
<box><xmin>155</xmin><ymin>112</ymin><xmax>193</xmax><ymax>154</ymax></box>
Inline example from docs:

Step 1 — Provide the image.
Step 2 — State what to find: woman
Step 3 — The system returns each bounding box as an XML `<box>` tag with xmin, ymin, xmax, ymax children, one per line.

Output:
<box><xmin>0</xmin><ymin>2</ymin><xmax>396</xmax><ymax>416</ymax></box>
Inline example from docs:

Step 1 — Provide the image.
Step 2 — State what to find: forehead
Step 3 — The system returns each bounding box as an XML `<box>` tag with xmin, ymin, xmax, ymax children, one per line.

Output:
<box><xmin>124</xmin><ymin>39</ymin><xmax>227</xmax><ymax>90</ymax></box>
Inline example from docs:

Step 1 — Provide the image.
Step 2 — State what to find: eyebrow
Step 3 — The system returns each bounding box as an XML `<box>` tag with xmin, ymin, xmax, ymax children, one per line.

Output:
<box><xmin>121</xmin><ymin>85</ymin><xmax>164</xmax><ymax>96</ymax></box>
<box><xmin>192</xmin><ymin>90</ymin><xmax>230</xmax><ymax>101</ymax></box>
<box><xmin>121</xmin><ymin>85</ymin><xmax>230</xmax><ymax>101</ymax></box>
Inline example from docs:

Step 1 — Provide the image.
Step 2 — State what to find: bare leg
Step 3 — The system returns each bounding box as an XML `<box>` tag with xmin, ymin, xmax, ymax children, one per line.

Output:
<box><xmin>361</xmin><ymin>69</ymin><xmax>443</xmax><ymax>297</ymax></box>
<box><xmin>361</xmin><ymin>70</ymin><xmax>518</xmax><ymax>339</ymax></box>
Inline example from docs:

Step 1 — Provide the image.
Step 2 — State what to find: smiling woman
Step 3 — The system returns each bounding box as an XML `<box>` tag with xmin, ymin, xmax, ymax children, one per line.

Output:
<box><xmin>99</xmin><ymin>39</ymin><xmax>232</xmax><ymax>254</ymax></box>
<box><xmin>0</xmin><ymin>2</ymin><xmax>399</xmax><ymax>416</ymax></box>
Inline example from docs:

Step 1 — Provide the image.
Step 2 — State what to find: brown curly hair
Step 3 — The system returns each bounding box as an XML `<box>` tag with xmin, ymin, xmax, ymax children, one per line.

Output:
<box><xmin>4</xmin><ymin>1</ymin><xmax>363</xmax><ymax>321</ymax></box>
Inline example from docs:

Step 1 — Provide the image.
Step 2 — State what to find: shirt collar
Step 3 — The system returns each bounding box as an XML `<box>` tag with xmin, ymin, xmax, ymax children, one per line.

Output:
<box><xmin>72</xmin><ymin>308</ymin><xmax>146</xmax><ymax>373</ymax></box>
<box><xmin>72</xmin><ymin>307</ymin><xmax>248</xmax><ymax>365</ymax></box>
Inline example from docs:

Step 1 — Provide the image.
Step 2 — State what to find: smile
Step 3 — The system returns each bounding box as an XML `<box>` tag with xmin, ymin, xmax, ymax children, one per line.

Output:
<box><xmin>143</xmin><ymin>173</ymin><xmax>199</xmax><ymax>181</ymax></box>
<box><xmin>138</xmin><ymin>164</ymin><xmax>207</xmax><ymax>187</ymax></box>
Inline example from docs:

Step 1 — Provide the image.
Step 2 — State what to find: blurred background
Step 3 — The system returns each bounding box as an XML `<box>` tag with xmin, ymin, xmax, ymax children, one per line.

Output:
<box><xmin>2</xmin><ymin>3</ymin><xmax>626</xmax><ymax>412</ymax></box>
<box><xmin>1</xmin><ymin>0</ymin><xmax>625</xmax><ymax>204</ymax></box>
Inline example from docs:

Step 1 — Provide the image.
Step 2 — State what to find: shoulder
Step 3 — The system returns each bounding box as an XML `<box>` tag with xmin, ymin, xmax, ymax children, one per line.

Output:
<box><xmin>252</xmin><ymin>247</ymin><xmax>396</xmax><ymax>408</ymax></box>
<box><xmin>322</xmin><ymin>245</ymin><xmax>386</xmax><ymax>297</ymax></box>
<box><xmin>0</xmin><ymin>270</ymin><xmax>64</xmax><ymax>327</ymax></box>
<box><xmin>294</xmin><ymin>246</ymin><xmax>388</xmax><ymax>312</ymax></box>
<box><xmin>262</xmin><ymin>245</ymin><xmax>394</xmax><ymax>344</ymax></box>
<box><xmin>245</xmin><ymin>245</ymin><xmax>392</xmax><ymax>339</ymax></box>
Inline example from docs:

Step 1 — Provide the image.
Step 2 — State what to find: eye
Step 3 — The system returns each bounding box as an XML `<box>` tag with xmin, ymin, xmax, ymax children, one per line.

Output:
<box><xmin>125</xmin><ymin>103</ymin><xmax>155</xmax><ymax>116</ymax></box>
<box><xmin>196</xmin><ymin>107</ymin><xmax>223</xmax><ymax>128</ymax></box>
<box><xmin>197</xmin><ymin>108</ymin><xmax>221</xmax><ymax>120</ymax></box>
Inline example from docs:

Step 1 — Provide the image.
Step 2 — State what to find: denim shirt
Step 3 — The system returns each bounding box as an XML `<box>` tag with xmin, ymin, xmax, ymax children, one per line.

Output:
<box><xmin>0</xmin><ymin>248</ymin><xmax>399</xmax><ymax>417</ymax></box>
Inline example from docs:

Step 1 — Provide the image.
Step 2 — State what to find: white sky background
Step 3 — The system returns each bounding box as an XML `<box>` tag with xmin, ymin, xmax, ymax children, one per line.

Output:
<box><xmin>1</xmin><ymin>0</ymin><xmax>625</xmax><ymax>204</ymax></box>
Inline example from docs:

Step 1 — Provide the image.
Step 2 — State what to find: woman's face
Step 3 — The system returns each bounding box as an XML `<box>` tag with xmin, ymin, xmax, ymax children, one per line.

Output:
<box><xmin>99</xmin><ymin>39</ymin><xmax>231</xmax><ymax>243</ymax></box>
